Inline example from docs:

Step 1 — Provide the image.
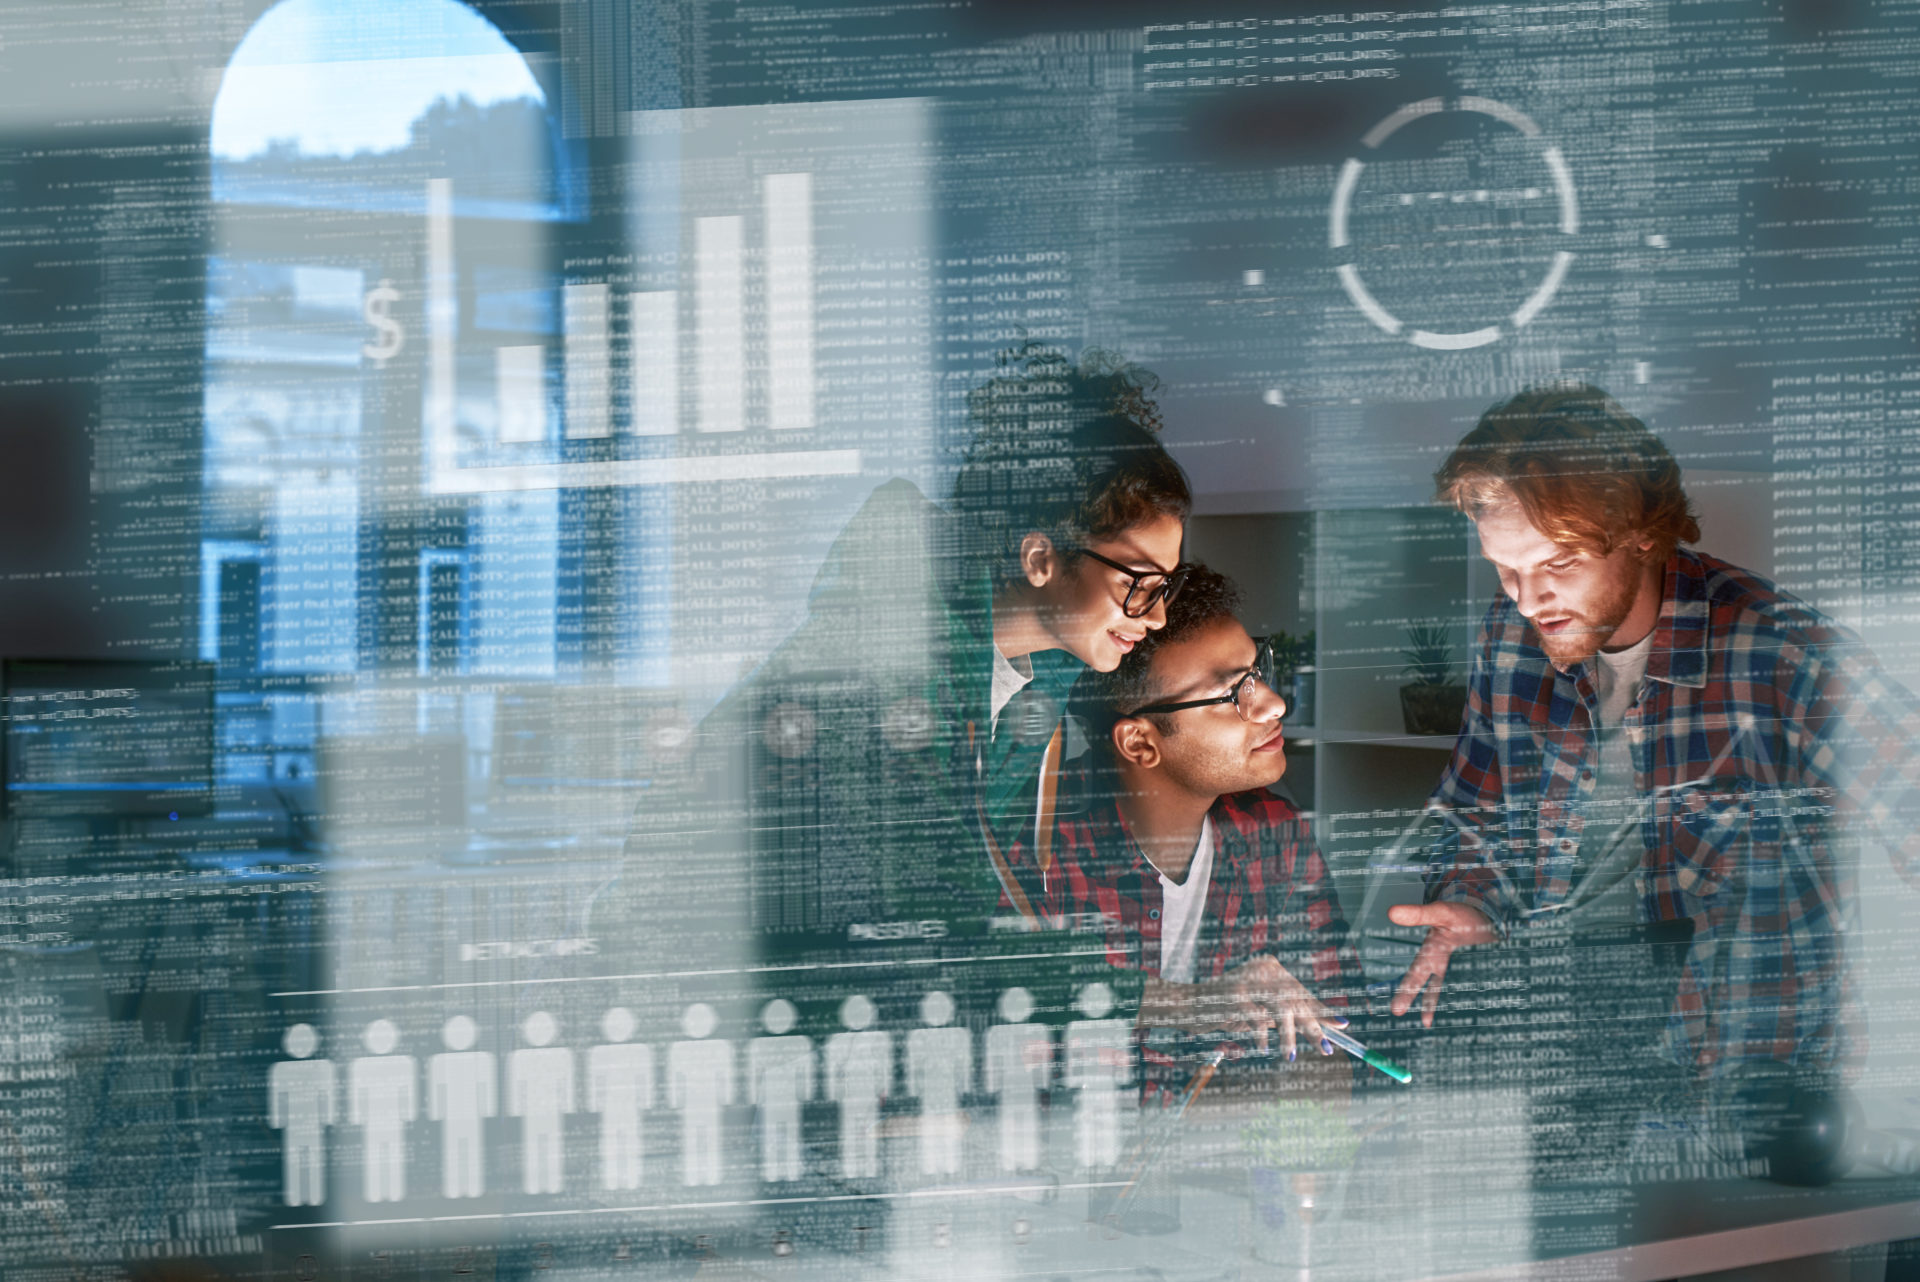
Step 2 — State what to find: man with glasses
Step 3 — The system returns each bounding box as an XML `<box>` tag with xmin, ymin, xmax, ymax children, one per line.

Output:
<box><xmin>1008</xmin><ymin>565</ymin><xmax>1354</xmax><ymax>1066</ymax></box>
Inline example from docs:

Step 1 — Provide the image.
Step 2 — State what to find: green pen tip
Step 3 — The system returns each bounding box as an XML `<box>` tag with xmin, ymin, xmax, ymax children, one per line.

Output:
<box><xmin>1364</xmin><ymin>1052</ymin><xmax>1412</xmax><ymax>1084</ymax></box>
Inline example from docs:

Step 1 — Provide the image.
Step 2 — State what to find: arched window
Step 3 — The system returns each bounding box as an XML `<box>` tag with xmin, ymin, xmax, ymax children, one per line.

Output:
<box><xmin>211</xmin><ymin>0</ymin><xmax>552</xmax><ymax>207</ymax></box>
<box><xmin>204</xmin><ymin>0</ymin><xmax>566</xmax><ymax>684</ymax></box>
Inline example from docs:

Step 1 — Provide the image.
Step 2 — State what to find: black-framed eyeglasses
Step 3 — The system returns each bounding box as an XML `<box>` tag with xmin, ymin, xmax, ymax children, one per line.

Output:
<box><xmin>1076</xmin><ymin>547</ymin><xmax>1192</xmax><ymax>620</ymax></box>
<box><xmin>1122</xmin><ymin>637</ymin><xmax>1283</xmax><ymax>722</ymax></box>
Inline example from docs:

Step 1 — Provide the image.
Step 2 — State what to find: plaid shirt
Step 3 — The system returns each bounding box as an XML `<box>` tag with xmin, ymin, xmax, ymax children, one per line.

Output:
<box><xmin>1426</xmin><ymin>547</ymin><xmax>1920</xmax><ymax>1079</ymax></box>
<box><xmin>1019</xmin><ymin>782</ymin><xmax>1354</xmax><ymax>993</ymax></box>
<box><xmin>1007</xmin><ymin>782</ymin><xmax>1356</xmax><ymax>1102</ymax></box>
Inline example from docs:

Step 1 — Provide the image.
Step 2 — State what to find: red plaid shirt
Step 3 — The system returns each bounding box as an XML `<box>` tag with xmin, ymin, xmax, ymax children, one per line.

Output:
<box><xmin>1001</xmin><ymin>782</ymin><xmax>1358</xmax><ymax>1103</ymax></box>
<box><xmin>1008</xmin><ymin>782</ymin><xmax>1355</xmax><ymax>996</ymax></box>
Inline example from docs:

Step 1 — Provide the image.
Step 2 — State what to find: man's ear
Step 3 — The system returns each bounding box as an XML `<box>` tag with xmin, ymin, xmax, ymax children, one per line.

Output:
<box><xmin>1018</xmin><ymin>532</ymin><xmax>1060</xmax><ymax>589</ymax></box>
<box><xmin>1110</xmin><ymin>717</ymin><xmax>1160</xmax><ymax>771</ymax></box>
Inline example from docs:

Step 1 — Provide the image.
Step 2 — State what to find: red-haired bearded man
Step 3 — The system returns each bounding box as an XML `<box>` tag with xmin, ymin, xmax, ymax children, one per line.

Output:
<box><xmin>1390</xmin><ymin>382</ymin><xmax>1920</xmax><ymax>1188</ymax></box>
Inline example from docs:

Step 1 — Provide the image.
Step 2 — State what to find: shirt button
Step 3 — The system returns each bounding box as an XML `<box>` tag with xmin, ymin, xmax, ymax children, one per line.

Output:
<box><xmin>1580</xmin><ymin>769</ymin><xmax>1594</xmax><ymax>783</ymax></box>
<box><xmin>1556</xmin><ymin>838</ymin><xmax>1576</xmax><ymax>854</ymax></box>
<box><xmin>1148</xmin><ymin>909</ymin><xmax>1160</xmax><ymax>920</ymax></box>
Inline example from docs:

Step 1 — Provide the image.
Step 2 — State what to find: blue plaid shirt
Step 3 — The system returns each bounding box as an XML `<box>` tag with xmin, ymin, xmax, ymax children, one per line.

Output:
<box><xmin>1425</xmin><ymin>548</ymin><xmax>1920</xmax><ymax>1079</ymax></box>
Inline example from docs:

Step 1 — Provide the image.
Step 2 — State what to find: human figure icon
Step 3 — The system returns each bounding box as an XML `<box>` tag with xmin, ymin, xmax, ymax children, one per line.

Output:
<box><xmin>747</xmin><ymin>998</ymin><xmax>814</xmax><ymax>1182</ymax></box>
<box><xmin>825</xmin><ymin>995</ymin><xmax>892</xmax><ymax>1180</ymax></box>
<box><xmin>508</xmin><ymin>1011</ymin><xmax>575</xmax><ymax>1194</ymax></box>
<box><xmin>1064</xmin><ymin>982</ymin><xmax>1131</xmax><ymax>1171</ymax></box>
<box><xmin>666</xmin><ymin>1003</ymin><xmax>734</xmax><ymax>1187</ymax></box>
<box><xmin>428</xmin><ymin>1015</ymin><xmax>495</xmax><ymax>1199</ymax></box>
<box><xmin>269</xmin><ymin>1023</ymin><xmax>336</xmax><ymax>1206</ymax></box>
<box><xmin>348</xmin><ymin>1018</ymin><xmax>415</xmax><ymax>1203</ymax></box>
<box><xmin>905</xmin><ymin>991</ymin><xmax>970</xmax><ymax>1176</ymax></box>
<box><xmin>983</xmin><ymin>987</ymin><xmax>1051</xmax><ymax>1173</ymax></box>
<box><xmin>587</xmin><ymin>1006</ymin><xmax>653</xmax><ymax>1190</ymax></box>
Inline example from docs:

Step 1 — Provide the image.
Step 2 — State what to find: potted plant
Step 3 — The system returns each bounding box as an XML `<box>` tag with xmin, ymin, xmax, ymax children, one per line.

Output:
<box><xmin>1269</xmin><ymin>629</ymin><xmax>1316</xmax><ymax>727</ymax></box>
<box><xmin>1399</xmin><ymin>621</ymin><xmax>1466</xmax><ymax>736</ymax></box>
<box><xmin>1240</xmin><ymin>1099</ymin><xmax>1360</xmax><ymax>1266</ymax></box>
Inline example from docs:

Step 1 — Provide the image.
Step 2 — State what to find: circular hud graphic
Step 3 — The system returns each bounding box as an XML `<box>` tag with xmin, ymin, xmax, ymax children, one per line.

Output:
<box><xmin>1329</xmin><ymin>96</ymin><xmax>1578</xmax><ymax>351</ymax></box>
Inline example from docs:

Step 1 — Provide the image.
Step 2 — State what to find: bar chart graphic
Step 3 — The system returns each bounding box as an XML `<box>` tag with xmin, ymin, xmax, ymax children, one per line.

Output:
<box><xmin>422</xmin><ymin>99</ymin><xmax>931</xmax><ymax>494</ymax></box>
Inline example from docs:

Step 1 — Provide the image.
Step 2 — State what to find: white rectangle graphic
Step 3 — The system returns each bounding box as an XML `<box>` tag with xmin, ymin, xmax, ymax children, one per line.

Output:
<box><xmin>426</xmin><ymin>178</ymin><xmax>456</xmax><ymax>472</ymax></box>
<box><xmin>563</xmin><ymin>282</ymin><xmax>611</xmax><ymax>439</ymax></box>
<box><xmin>764</xmin><ymin>172</ymin><xmax>814</xmax><ymax>431</ymax></box>
<box><xmin>694</xmin><ymin>215</ymin><xmax>744</xmax><ymax>433</ymax></box>
<box><xmin>495</xmin><ymin>345</ymin><xmax>547</xmax><ymax>443</ymax></box>
<box><xmin>628</xmin><ymin>289</ymin><xmax>679</xmax><ymax>435</ymax></box>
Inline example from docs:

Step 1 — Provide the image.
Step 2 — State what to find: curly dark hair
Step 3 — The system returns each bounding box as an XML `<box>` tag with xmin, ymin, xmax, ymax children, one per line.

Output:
<box><xmin>1437</xmin><ymin>382</ymin><xmax>1701</xmax><ymax>562</ymax></box>
<box><xmin>1073</xmin><ymin>563</ymin><xmax>1242</xmax><ymax>745</ymax></box>
<box><xmin>950</xmin><ymin>342</ymin><xmax>1191</xmax><ymax>585</ymax></box>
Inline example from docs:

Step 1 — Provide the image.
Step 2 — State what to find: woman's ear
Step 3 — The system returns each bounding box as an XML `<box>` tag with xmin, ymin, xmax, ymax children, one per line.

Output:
<box><xmin>1018</xmin><ymin>532</ymin><xmax>1059</xmax><ymax>589</ymax></box>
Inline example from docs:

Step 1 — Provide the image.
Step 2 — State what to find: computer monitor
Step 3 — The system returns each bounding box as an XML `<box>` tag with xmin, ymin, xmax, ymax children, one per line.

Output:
<box><xmin>3</xmin><ymin>658</ymin><xmax>216</xmax><ymax>819</ymax></box>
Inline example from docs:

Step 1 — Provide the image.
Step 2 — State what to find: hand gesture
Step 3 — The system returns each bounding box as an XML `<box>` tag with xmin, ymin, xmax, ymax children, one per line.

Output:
<box><xmin>1161</xmin><ymin>955</ymin><xmax>1347</xmax><ymax>1060</ymax></box>
<box><xmin>1386</xmin><ymin>900</ymin><xmax>1497</xmax><ymax>1027</ymax></box>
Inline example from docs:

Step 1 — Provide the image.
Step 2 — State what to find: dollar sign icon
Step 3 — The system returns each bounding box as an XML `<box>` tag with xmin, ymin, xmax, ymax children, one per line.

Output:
<box><xmin>362</xmin><ymin>278</ymin><xmax>405</xmax><ymax>364</ymax></box>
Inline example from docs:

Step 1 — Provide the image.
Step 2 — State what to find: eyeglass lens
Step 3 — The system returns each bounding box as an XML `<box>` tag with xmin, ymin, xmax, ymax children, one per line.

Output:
<box><xmin>1122</xmin><ymin>566</ymin><xmax>1188</xmax><ymax>619</ymax></box>
<box><xmin>1122</xmin><ymin>579</ymin><xmax>1160</xmax><ymax>618</ymax></box>
<box><xmin>1232</xmin><ymin>642</ymin><xmax>1281</xmax><ymax>720</ymax></box>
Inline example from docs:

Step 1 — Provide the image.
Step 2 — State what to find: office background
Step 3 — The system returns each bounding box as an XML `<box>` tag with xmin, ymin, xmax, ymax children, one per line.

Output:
<box><xmin>1</xmin><ymin>0</ymin><xmax>1918</xmax><ymax>1278</ymax></box>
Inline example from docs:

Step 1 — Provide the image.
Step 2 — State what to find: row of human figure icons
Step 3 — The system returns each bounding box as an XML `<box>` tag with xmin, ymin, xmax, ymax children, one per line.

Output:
<box><xmin>269</xmin><ymin>983</ymin><xmax>1130</xmax><ymax>1207</ymax></box>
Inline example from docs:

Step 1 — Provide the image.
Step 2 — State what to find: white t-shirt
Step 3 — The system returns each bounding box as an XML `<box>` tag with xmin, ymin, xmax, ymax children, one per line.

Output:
<box><xmin>1593</xmin><ymin>631</ymin><xmax>1653</xmax><ymax>730</ymax></box>
<box><xmin>1564</xmin><ymin>631</ymin><xmax>1655</xmax><ymax>928</ymax></box>
<box><xmin>988</xmin><ymin>645</ymin><xmax>1033</xmax><ymax>738</ymax></box>
<box><xmin>1155</xmin><ymin>817</ymin><xmax>1216</xmax><ymax>984</ymax></box>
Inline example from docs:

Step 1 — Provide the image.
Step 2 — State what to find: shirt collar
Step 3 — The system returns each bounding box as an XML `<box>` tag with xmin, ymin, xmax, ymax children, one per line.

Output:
<box><xmin>1093</xmin><ymin>787</ymin><xmax>1248</xmax><ymax>882</ymax></box>
<box><xmin>989</xmin><ymin>643</ymin><xmax>1033</xmax><ymax>687</ymax></box>
<box><xmin>1644</xmin><ymin>548</ymin><xmax>1710</xmax><ymax>689</ymax></box>
<box><xmin>987</xmin><ymin>643</ymin><xmax>1034</xmax><ymax>734</ymax></box>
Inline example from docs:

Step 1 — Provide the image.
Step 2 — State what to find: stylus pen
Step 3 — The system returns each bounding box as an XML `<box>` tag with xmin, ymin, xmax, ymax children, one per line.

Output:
<box><xmin>1170</xmin><ymin>1045</ymin><xmax>1229</xmax><ymax>1114</ymax></box>
<box><xmin>1321</xmin><ymin>1024</ymin><xmax>1413</xmax><ymax>1084</ymax></box>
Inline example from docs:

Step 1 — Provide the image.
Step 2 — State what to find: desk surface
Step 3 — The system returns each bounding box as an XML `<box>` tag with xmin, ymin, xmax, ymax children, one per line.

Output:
<box><xmin>1425</xmin><ymin>1180</ymin><xmax>1920</xmax><ymax>1282</ymax></box>
<box><xmin>1153</xmin><ymin>1087</ymin><xmax>1920</xmax><ymax>1282</ymax></box>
